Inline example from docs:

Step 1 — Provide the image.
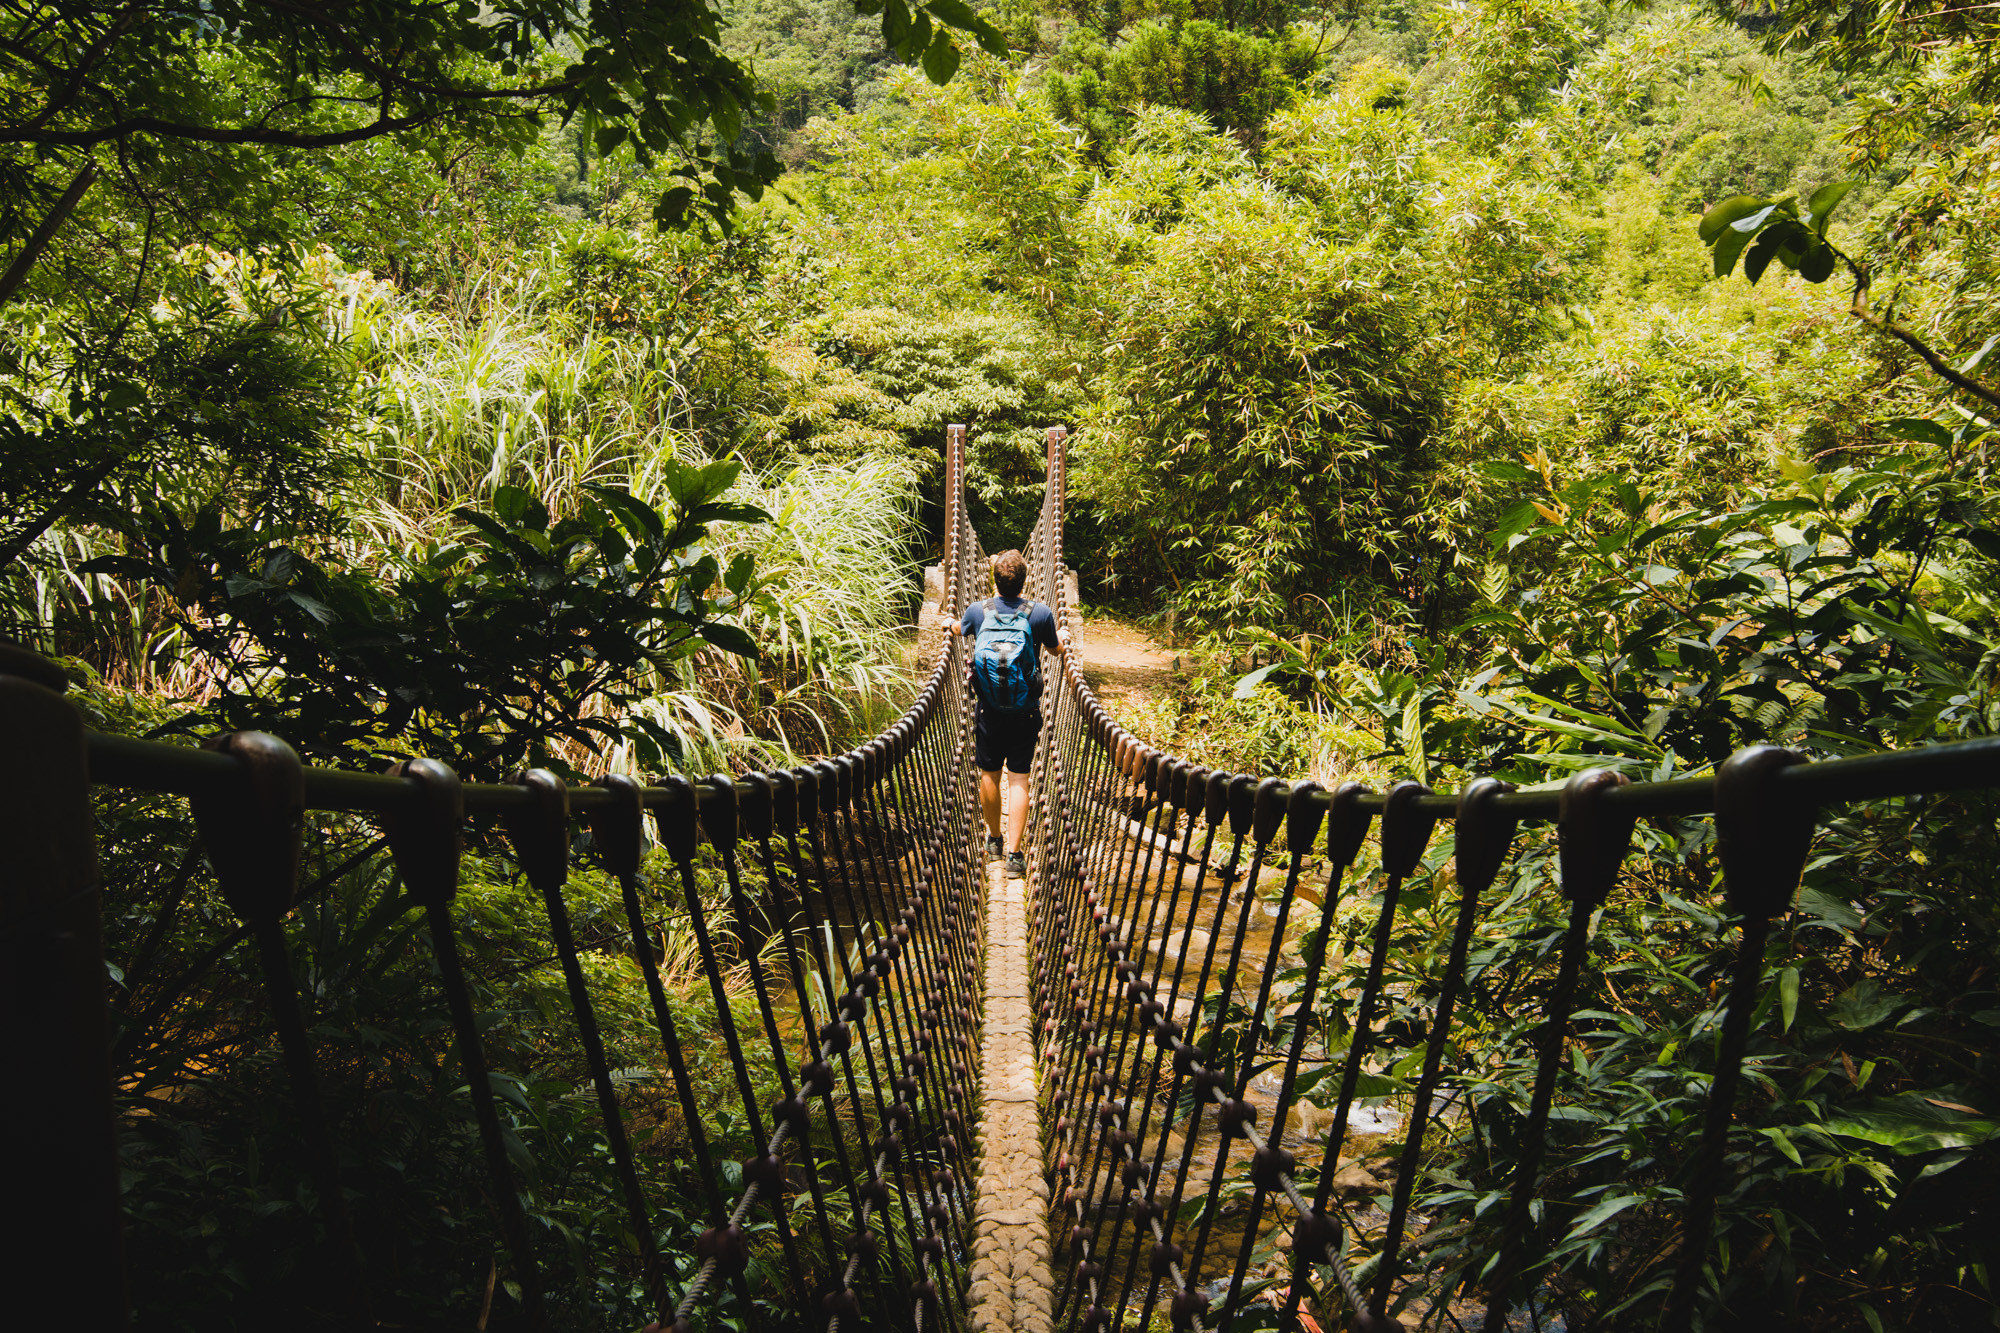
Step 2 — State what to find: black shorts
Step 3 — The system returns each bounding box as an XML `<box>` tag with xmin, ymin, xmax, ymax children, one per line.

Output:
<box><xmin>975</xmin><ymin>702</ymin><xmax>1043</xmax><ymax>774</ymax></box>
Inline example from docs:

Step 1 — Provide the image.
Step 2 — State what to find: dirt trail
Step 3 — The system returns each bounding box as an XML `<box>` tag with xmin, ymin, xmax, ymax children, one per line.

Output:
<box><xmin>1073</xmin><ymin>617</ymin><xmax>1176</xmax><ymax>716</ymax></box>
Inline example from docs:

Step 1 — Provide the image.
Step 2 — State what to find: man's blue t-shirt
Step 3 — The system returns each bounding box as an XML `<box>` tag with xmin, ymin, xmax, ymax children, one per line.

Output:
<box><xmin>961</xmin><ymin>596</ymin><xmax>1062</xmax><ymax>700</ymax></box>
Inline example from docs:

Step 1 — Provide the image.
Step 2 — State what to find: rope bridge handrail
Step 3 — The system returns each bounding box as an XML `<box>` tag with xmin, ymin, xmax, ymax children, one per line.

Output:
<box><xmin>8</xmin><ymin>420</ymin><xmax>1999</xmax><ymax>1332</ymax></box>
<box><xmin>1019</xmin><ymin>427</ymin><xmax>1999</xmax><ymax>1333</ymax></box>
<box><xmin>1</xmin><ymin>426</ymin><xmax>994</xmax><ymax>1331</ymax></box>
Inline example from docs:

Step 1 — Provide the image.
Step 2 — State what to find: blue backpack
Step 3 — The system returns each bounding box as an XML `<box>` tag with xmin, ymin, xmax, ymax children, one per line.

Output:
<box><xmin>971</xmin><ymin>597</ymin><xmax>1041</xmax><ymax>711</ymax></box>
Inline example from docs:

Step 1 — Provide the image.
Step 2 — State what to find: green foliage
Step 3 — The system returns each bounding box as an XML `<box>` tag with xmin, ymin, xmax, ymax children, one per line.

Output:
<box><xmin>0</xmin><ymin>246</ymin><xmax>366</xmax><ymax>574</ymax></box>
<box><xmin>1473</xmin><ymin>450</ymin><xmax>2000</xmax><ymax>766</ymax></box>
<box><xmin>1071</xmin><ymin>68</ymin><xmax>1586</xmax><ymax>631</ymax></box>
<box><xmin>1701</xmin><ymin>181</ymin><xmax>1856</xmax><ymax>286</ymax></box>
<box><xmin>1046</xmin><ymin>17</ymin><xmax>1322</xmax><ymax>140</ymax></box>
<box><xmin>83</xmin><ymin>466</ymin><xmax>769</xmax><ymax>779</ymax></box>
<box><xmin>812</xmin><ymin>307</ymin><xmax>1073</xmax><ymax>538</ymax></box>
<box><xmin>10</xmin><ymin>0</ymin><xmax>2000</xmax><ymax>1321</ymax></box>
<box><xmin>1643</xmin><ymin>50</ymin><xmax>1850</xmax><ymax>212</ymax></box>
<box><xmin>725</xmin><ymin>0</ymin><xmax>902</xmax><ymax>145</ymax></box>
<box><xmin>697</xmin><ymin>453</ymin><xmax>927</xmax><ymax>756</ymax></box>
<box><xmin>1118</xmin><ymin>654</ymin><xmax>1358</xmax><ymax>777</ymax></box>
<box><xmin>0</xmin><ymin>0</ymin><xmax>1011</xmax><ymax>238</ymax></box>
<box><xmin>1425</xmin><ymin>0</ymin><xmax>1589</xmax><ymax>144</ymax></box>
<box><xmin>785</xmin><ymin>64</ymin><xmax>1090</xmax><ymax>315</ymax></box>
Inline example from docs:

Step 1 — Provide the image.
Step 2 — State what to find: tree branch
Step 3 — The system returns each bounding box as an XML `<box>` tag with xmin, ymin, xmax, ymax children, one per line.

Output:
<box><xmin>0</xmin><ymin>109</ymin><xmax>447</xmax><ymax>149</ymax></box>
<box><xmin>1851</xmin><ymin>302</ymin><xmax>2000</xmax><ymax>414</ymax></box>
<box><xmin>1848</xmin><ymin>265</ymin><xmax>2000</xmax><ymax>415</ymax></box>
<box><xmin>0</xmin><ymin>433</ymin><xmax>144</xmax><ymax>571</ymax></box>
<box><xmin>0</xmin><ymin>159</ymin><xmax>95</xmax><ymax>304</ymax></box>
<box><xmin>14</xmin><ymin>2</ymin><xmax>145</xmax><ymax>133</ymax></box>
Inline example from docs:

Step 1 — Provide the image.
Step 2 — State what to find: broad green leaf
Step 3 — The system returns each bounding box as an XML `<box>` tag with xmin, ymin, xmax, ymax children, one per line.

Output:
<box><xmin>971</xmin><ymin>19</ymin><xmax>1014</xmax><ymax>57</ymax></box>
<box><xmin>1881</xmin><ymin>417</ymin><xmax>1955</xmax><ymax>448</ymax></box>
<box><xmin>1477</xmin><ymin>458</ymin><xmax>1537</xmax><ymax>483</ymax></box>
<box><xmin>682</xmin><ymin>553</ymin><xmax>719</xmax><ymax>598</ymax></box>
<box><xmin>500</xmin><ymin>1125</ymin><xmax>535</xmax><ymax>1177</ymax></box>
<box><xmin>1511</xmin><ymin>690</ymin><xmax>1643</xmax><ymax>738</ymax></box>
<box><xmin>712</xmin><ymin>88</ymin><xmax>743</xmax><ymax>144</ymax></box>
<box><xmin>1828</xmin><ymin>979</ymin><xmax>1904</xmax><ymax>1031</ymax></box>
<box><xmin>1699</xmin><ymin>195</ymin><xmax>1774</xmax><ymax>244</ymax></box>
<box><xmin>1402</xmin><ymin>690</ymin><xmax>1428</xmax><ymax>784</ymax></box>
<box><xmin>674</xmin><ymin>459</ymin><xmax>743</xmax><ymax>509</ymax></box>
<box><xmin>699</xmin><ymin>621</ymin><xmax>759</xmax><ymax>657</ymax></box>
<box><xmin>1778</xmin><ymin>965</ymin><xmax>1800</xmax><ymax>1033</ymax></box>
<box><xmin>881</xmin><ymin>0</ymin><xmax>911</xmax><ymax>52</ymax></box>
<box><xmin>1759</xmin><ymin>1126</ymin><xmax>1803</xmax><ymax>1165</ymax></box>
<box><xmin>1805</xmin><ymin>181</ymin><xmax>1855</xmax><ymax>233</ymax></box>
<box><xmin>491</xmin><ymin>484</ymin><xmax>548</xmax><ymax>530</ymax></box>
<box><xmin>1961</xmin><ymin>332</ymin><xmax>2000</xmax><ymax>375</ymax></box>
<box><xmin>926</xmin><ymin>0</ymin><xmax>1008</xmax><ymax>56</ymax></box>
<box><xmin>1820</xmin><ymin>1094</ymin><xmax>2000</xmax><ymax>1155</ymax></box>
<box><xmin>453</xmin><ymin>507</ymin><xmax>535</xmax><ymax>561</ymax></box>
<box><xmin>688</xmin><ymin>501</ymin><xmax>774</xmax><ymax>526</ymax></box>
<box><xmin>1765</xmin><ymin>218</ymin><xmax>1814</xmax><ymax>265</ymax></box>
<box><xmin>1916</xmin><ymin>1149</ymin><xmax>1972</xmax><ymax>1181</ymax></box>
<box><xmin>655</xmin><ymin>186</ymin><xmax>695</xmax><ymax>226</ymax></box>
<box><xmin>1234</xmin><ymin>662</ymin><xmax>1282</xmax><ymax>699</ymax></box>
<box><xmin>1489</xmin><ymin>498</ymin><xmax>1541</xmax><ymax>549</ymax></box>
<box><xmin>1565</xmin><ymin>1193</ymin><xmax>1643</xmax><ymax>1239</ymax></box>
<box><xmin>1795</xmin><ymin>886</ymin><xmax>1863</xmax><ymax>936</ymax></box>
<box><xmin>1448</xmin><ymin>608</ymin><xmax>1517</xmax><ymax>632</ymax></box>
<box><xmin>285</xmin><ymin>592</ymin><xmax>337</xmax><ymax>625</ymax></box>
<box><xmin>488</xmin><ymin>1071</ymin><xmax>531</xmax><ymax>1111</ymax></box>
<box><xmin>1742</xmin><ymin>228</ymin><xmax>1784</xmax><ymax>284</ymax></box>
<box><xmin>921</xmin><ymin>30</ymin><xmax>960</xmax><ymax>83</ymax></box>
<box><xmin>1712</xmin><ymin>221</ymin><xmax>1758</xmax><ymax>279</ymax></box>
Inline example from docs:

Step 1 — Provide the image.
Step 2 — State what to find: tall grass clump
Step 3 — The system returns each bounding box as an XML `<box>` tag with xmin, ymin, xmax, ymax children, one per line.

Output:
<box><xmin>681</xmin><ymin>452</ymin><xmax>924</xmax><ymax>756</ymax></box>
<box><xmin>341</xmin><ymin>250</ymin><xmax>926</xmax><ymax>766</ymax></box>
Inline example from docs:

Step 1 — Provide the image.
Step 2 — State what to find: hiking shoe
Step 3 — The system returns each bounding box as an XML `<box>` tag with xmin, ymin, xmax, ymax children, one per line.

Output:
<box><xmin>986</xmin><ymin>835</ymin><xmax>1005</xmax><ymax>862</ymax></box>
<box><xmin>1006</xmin><ymin>851</ymin><xmax>1026</xmax><ymax>879</ymax></box>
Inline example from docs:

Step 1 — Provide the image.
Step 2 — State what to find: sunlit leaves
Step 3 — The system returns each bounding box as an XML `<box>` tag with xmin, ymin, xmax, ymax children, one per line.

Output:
<box><xmin>1699</xmin><ymin>185</ymin><xmax>1854</xmax><ymax>286</ymax></box>
<box><xmin>87</xmin><ymin>476</ymin><xmax>769</xmax><ymax>777</ymax></box>
<box><xmin>0</xmin><ymin>0</ymin><xmax>1004</xmax><ymax>236</ymax></box>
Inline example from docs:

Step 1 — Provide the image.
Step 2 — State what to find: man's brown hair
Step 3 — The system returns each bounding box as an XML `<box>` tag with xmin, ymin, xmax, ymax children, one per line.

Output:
<box><xmin>992</xmin><ymin>550</ymin><xmax>1028</xmax><ymax>598</ymax></box>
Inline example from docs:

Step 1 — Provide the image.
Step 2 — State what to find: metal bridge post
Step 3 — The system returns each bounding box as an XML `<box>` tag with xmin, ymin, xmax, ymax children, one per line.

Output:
<box><xmin>0</xmin><ymin>644</ymin><xmax>129</xmax><ymax>1328</ymax></box>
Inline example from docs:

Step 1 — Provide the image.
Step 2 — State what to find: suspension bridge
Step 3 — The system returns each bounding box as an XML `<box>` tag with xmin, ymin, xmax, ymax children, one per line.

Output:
<box><xmin>5</xmin><ymin>426</ymin><xmax>1997</xmax><ymax>1331</ymax></box>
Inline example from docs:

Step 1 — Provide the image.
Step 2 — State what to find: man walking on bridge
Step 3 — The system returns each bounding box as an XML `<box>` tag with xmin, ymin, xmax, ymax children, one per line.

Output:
<box><xmin>953</xmin><ymin>549</ymin><xmax>1068</xmax><ymax>878</ymax></box>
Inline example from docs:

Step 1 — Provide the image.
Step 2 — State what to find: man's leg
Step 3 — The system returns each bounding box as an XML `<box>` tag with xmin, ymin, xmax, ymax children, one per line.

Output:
<box><xmin>981</xmin><ymin>769</ymin><xmax>1003</xmax><ymax>840</ymax></box>
<box><xmin>975</xmin><ymin>702</ymin><xmax>1005</xmax><ymax>845</ymax></box>
<box><xmin>1004</xmin><ymin>770</ymin><xmax>1031</xmax><ymax>852</ymax></box>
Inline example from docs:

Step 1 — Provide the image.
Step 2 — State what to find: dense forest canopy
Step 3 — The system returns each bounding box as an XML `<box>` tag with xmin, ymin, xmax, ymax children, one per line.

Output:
<box><xmin>4</xmin><ymin>0</ymin><xmax>2000</xmax><ymax>1327</ymax></box>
